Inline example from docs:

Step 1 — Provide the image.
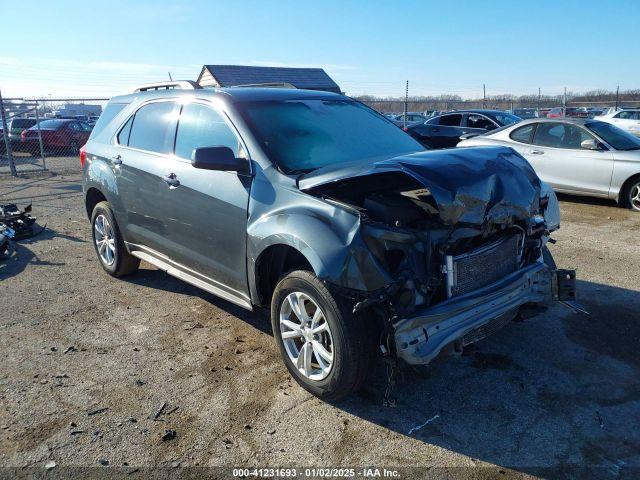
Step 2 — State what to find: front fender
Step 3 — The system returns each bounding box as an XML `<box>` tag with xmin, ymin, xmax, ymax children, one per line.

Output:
<box><xmin>247</xmin><ymin>204</ymin><xmax>394</xmax><ymax>305</ymax></box>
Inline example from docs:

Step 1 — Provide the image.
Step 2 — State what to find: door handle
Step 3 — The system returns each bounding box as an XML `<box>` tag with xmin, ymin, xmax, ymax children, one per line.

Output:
<box><xmin>163</xmin><ymin>173</ymin><xmax>180</xmax><ymax>187</ymax></box>
<box><xmin>112</xmin><ymin>154</ymin><xmax>122</xmax><ymax>165</ymax></box>
<box><xmin>530</xmin><ymin>149</ymin><xmax>544</xmax><ymax>155</ymax></box>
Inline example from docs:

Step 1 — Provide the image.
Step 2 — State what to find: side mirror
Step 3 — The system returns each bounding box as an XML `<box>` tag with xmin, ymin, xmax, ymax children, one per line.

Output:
<box><xmin>580</xmin><ymin>139</ymin><xmax>602</xmax><ymax>151</ymax></box>
<box><xmin>191</xmin><ymin>146</ymin><xmax>248</xmax><ymax>172</ymax></box>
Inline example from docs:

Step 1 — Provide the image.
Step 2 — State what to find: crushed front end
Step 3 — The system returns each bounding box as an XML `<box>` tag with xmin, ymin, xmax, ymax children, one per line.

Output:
<box><xmin>300</xmin><ymin>146</ymin><xmax>580</xmax><ymax>365</ymax></box>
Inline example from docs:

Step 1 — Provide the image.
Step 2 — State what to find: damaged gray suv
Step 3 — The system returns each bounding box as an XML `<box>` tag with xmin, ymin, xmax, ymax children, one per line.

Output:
<box><xmin>82</xmin><ymin>81</ymin><xmax>578</xmax><ymax>399</ymax></box>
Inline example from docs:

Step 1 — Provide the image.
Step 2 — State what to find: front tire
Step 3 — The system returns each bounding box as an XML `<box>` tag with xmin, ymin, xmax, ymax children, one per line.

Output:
<box><xmin>90</xmin><ymin>201</ymin><xmax>140</xmax><ymax>277</ymax></box>
<box><xmin>622</xmin><ymin>177</ymin><xmax>640</xmax><ymax>212</ymax></box>
<box><xmin>271</xmin><ymin>270</ymin><xmax>374</xmax><ymax>400</ymax></box>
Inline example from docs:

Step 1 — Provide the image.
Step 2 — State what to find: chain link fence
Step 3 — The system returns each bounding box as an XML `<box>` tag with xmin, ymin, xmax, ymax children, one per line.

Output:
<box><xmin>1</xmin><ymin>95</ymin><xmax>108</xmax><ymax>175</ymax></box>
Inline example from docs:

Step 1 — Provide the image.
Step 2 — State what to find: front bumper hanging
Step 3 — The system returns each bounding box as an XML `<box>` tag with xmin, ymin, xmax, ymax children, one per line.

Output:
<box><xmin>393</xmin><ymin>262</ymin><xmax>582</xmax><ymax>365</ymax></box>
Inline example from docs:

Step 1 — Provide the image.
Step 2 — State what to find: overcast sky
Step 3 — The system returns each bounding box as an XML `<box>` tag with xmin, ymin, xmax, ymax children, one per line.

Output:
<box><xmin>1</xmin><ymin>0</ymin><xmax>639</xmax><ymax>99</ymax></box>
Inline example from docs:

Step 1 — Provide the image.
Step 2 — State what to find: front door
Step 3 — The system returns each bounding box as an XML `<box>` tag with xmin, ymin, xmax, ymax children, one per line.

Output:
<box><xmin>528</xmin><ymin>122</ymin><xmax>614</xmax><ymax>195</ymax></box>
<box><xmin>164</xmin><ymin>100</ymin><xmax>252</xmax><ymax>300</ymax></box>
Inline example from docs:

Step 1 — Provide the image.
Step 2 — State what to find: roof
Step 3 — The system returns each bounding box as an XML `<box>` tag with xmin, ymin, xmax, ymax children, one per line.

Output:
<box><xmin>110</xmin><ymin>86</ymin><xmax>344</xmax><ymax>104</ymax></box>
<box><xmin>516</xmin><ymin>117</ymin><xmax>598</xmax><ymax>126</ymax></box>
<box><xmin>198</xmin><ymin>65</ymin><xmax>341</xmax><ymax>94</ymax></box>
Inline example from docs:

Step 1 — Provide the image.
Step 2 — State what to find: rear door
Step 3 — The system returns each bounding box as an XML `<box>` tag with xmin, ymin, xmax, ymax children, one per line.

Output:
<box><xmin>113</xmin><ymin>100</ymin><xmax>180</xmax><ymax>256</ymax></box>
<box><xmin>529</xmin><ymin>122</ymin><xmax>613</xmax><ymax>194</ymax></box>
<box><xmin>165</xmin><ymin>100</ymin><xmax>252</xmax><ymax>299</ymax></box>
<box><xmin>411</xmin><ymin>113</ymin><xmax>464</xmax><ymax>148</ymax></box>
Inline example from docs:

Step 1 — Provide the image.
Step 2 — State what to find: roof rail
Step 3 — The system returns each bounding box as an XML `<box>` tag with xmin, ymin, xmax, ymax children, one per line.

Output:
<box><xmin>133</xmin><ymin>80</ymin><xmax>202</xmax><ymax>93</ymax></box>
<box><xmin>232</xmin><ymin>82</ymin><xmax>297</xmax><ymax>89</ymax></box>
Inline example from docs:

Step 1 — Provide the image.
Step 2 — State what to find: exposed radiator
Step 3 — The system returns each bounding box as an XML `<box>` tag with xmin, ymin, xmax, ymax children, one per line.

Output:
<box><xmin>444</xmin><ymin>235</ymin><xmax>521</xmax><ymax>298</ymax></box>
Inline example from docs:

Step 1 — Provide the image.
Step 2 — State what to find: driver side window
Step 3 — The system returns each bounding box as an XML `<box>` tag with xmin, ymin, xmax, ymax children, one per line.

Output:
<box><xmin>533</xmin><ymin>123</ymin><xmax>594</xmax><ymax>149</ymax></box>
<box><xmin>175</xmin><ymin>103</ymin><xmax>241</xmax><ymax>160</ymax></box>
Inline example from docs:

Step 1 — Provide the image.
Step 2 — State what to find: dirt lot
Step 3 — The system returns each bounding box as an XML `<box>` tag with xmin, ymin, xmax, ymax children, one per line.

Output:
<box><xmin>1</xmin><ymin>158</ymin><xmax>639</xmax><ymax>478</ymax></box>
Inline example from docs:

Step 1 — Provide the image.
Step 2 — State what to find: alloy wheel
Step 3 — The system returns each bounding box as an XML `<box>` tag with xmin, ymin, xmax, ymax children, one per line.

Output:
<box><xmin>279</xmin><ymin>291</ymin><xmax>334</xmax><ymax>381</ymax></box>
<box><xmin>630</xmin><ymin>182</ymin><xmax>640</xmax><ymax>211</ymax></box>
<box><xmin>94</xmin><ymin>214</ymin><xmax>116</xmax><ymax>266</ymax></box>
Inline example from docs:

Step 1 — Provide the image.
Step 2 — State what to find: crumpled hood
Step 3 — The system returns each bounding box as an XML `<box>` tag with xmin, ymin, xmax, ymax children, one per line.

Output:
<box><xmin>298</xmin><ymin>146</ymin><xmax>543</xmax><ymax>226</ymax></box>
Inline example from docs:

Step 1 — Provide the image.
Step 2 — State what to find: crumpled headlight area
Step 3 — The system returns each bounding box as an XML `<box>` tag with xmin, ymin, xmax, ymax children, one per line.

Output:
<box><xmin>541</xmin><ymin>181</ymin><xmax>560</xmax><ymax>232</ymax></box>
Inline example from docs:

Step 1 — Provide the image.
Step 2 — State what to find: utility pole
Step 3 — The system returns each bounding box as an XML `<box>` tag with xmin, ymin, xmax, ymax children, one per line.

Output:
<box><xmin>403</xmin><ymin>80</ymin><xmax>408</xmax><ymax>129</ymax></box>
<box><xmin>168</xmin><ymin>72</ymin><xmax>173</xmax><ymax>81</ymax></box>
<box><xmin>537</xmin><ymin>87</ymin><xmax>541</xmax><ymax>116</ymax></box>
<box><xmin>0</xmin><ymin>88</ymin><xmax>17</xmax><ymax>176</ymax></box>
<box><xmin>483</xmin><ymin>84</ymin><xmax>486</xmax><ymax>109</ymax></box>
<box><xmin>615</xmin><ymin>85</ymin><xmax>620</xmax><ymax>109</ymax></box>
<box><xmin>563</xmin><ymin>87</ymin><xmax>567</xmax><ymax>117</ymax></box>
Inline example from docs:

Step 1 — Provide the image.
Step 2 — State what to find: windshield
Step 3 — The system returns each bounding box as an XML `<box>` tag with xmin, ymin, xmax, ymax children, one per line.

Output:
<box><xmin>587</xmin><ymin>121</ymin><xmax>640</xmax><ymax>151</ymax></box>
<box><xmin>35</xmin><ymin>119</ymin><xmax>66</xmax><ymax>130</ymax></box>
<box><xmin>237</xmin><ymin>99</ymin><xmax>424</xmax><ymax>174</ymax></box>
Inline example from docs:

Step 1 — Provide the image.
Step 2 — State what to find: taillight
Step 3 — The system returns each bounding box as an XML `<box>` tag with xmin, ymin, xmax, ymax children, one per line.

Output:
<box><xmin>402</xmin><ymin>127</ymin><xmax>408</xmax><ymax>132</ymax></box>
<box><xmin>21</xmin><ymin>130</ymin><xmax>26</xmax><ymax>140</ymax></box>
<box><xmin>79</xmin><ymin>145</ymin><xmax>86</xmax><ymax>168</ymax></box>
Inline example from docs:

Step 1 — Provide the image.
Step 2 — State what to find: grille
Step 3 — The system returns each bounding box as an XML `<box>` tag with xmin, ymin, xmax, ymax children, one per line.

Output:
<box><xmin>447</xmin><ymin>235</ymin><xmax>520</xmax><ymax>297</ymax></box>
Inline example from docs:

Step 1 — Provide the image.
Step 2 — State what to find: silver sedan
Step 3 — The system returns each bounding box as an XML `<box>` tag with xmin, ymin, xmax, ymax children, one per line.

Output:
<box><xmin>458</xmin><ymin>118</ymin><xmax>640</xmax><ymax>211</ymax></box>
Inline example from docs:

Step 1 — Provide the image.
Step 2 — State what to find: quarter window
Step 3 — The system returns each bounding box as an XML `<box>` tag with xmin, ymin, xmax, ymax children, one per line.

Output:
<box><xmin>117</xmin><ymin>116</ymin><xmax>134</xmax><ymax>145</ymax></box>
<box><xmin>174</xmin><ymin>103</ymin><xmax>240</xmax><ymax>160</ymax></box>
<box><xmin>127</xmin><ymin>102</ymin><xmax>179</xmax><ymax>154</ymax></box>
<box><xmin>438</xmin><ymin>114</ymin><xmax>462</xmax><ymax>127</ymax></box>
<box><xmin>510</xmin><ymin>124</ymin><xmax>535</xmax><ymax>143</ymax></box>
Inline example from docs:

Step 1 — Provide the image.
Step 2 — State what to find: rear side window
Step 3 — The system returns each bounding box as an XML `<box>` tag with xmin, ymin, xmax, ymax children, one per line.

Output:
<box><xmin>467</xmin><ymin>114</ymin><xmax>495</xmax><ymax>130</ymax></box>
<box><xmin>510</xmin><ymin>124</ymin><xmax>535</xmax><ymax>143</ymax></box>
<box><xmin>174</xmin><ymin>103</ymin><xmax>240</xmax><ymax>160</ymax></box>
<box><xmin>89</xmin><ymin>103</ymin><xmax>126</xmax><ymax>139</ymax></box>
<box><xmin>439</xmin><ymin>114</ymin><xmax>462</xmax><ymax>126</ymax></box>
<box><xmin>127</xmin><ymin>102</ymin><xmax>178</xmax><ymax>154</ymax></box>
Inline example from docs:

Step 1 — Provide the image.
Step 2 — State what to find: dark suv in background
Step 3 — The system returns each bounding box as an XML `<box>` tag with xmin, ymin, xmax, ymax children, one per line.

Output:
<box><xmin>82</xmin><ymin>81</ymin><xmax>575</xmax><ymax>399</ymax></box>
<box><xmin>405</xmin><ymin>110</ymin><xmax>521</xmax><ymax>148</ymax></box>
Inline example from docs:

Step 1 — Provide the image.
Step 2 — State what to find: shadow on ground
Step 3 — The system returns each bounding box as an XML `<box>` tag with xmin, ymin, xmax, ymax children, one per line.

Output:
<box><xmin>126</xmin><ymin>268</ymin><xmax>640</xmax><ymax>476</ymax></box>
<box><xmin>0</xmin><ymin>227</ymin><xmax>85</xmax><ymax>279</ymax></box>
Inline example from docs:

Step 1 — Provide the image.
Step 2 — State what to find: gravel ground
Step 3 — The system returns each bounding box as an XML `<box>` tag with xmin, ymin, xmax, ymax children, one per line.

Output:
<box><xmin>1</xmin><ymin>159</ymin><xmax>639</xmax><ymax>478</ymax></box>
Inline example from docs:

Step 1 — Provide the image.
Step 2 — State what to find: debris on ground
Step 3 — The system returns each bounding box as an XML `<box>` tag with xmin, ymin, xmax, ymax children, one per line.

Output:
<box><xmin>0</xmin><ymin>203</ymin><xmax>43</xmax><ymax>261</ymax></box>
<box><xmin>44</xmin><ymin>460</ymin><xmax>56</xmax><ymax>470</ymax></box>
<box><xmin>151</xmin><ymin>402</ymin><xmax>167</xmax><ymax>420</ymax></box>
<box><xmin>87</xmin><ymin>407</ymin><xmax>108</xmax><ymax>416</ymax></box>
<box><xmin>161</xmin><ymin>429</ymin><xmax>176</xmax><ymax>441</ymax></box>
<box><xmin>407</xmin><ymin>414</ymin><xmax>440</xmax><ymax>435</ymax></box>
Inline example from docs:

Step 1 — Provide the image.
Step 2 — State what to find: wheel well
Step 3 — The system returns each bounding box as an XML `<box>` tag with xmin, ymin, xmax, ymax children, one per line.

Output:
<box><xmin>619</xmin><ymin>173</ymin><xmax>640</xmax><ymax>205</ymax></box>
<box><xmin>85</xmin><ymin>188</ymin><xmax>107</xmax><ymax>219</ymax></box>
<box><xmin>255</xmin><ymin>245</ymin><xmax>313</xmax><ymax>306</ymax></box>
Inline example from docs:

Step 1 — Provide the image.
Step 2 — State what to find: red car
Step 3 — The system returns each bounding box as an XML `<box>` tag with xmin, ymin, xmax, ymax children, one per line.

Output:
<box><xmin>21</xmin><ymin>119</ymin><xmax>92</xmax><ymax>154</ymax></box>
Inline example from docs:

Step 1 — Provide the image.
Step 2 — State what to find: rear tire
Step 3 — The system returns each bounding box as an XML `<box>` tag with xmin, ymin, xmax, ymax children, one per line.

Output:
<box><xmin>271</xmin><ymin>270</ymin><xmax>374</xmax><ymax>400</ymax></box>
<box><xmin>90</xmin><ymin>201</ymin><xmax>139</xmax><ymax>277</ymax></box>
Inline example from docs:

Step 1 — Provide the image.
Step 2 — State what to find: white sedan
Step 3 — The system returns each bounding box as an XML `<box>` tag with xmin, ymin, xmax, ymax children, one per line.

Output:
<box><xmin>594</xmin><ymin>109</ymin><xmax>640</xmax><ymax>137</ymax></box>
<box><xmin>457</xmin><ymin>118</ymin><xmax>640</xmax><ymax>211</ymax></box>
